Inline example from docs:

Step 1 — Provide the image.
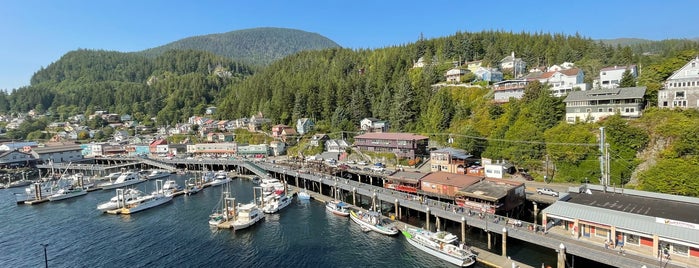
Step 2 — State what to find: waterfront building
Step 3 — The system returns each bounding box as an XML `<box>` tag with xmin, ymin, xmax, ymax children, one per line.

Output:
<box><xmin>187</xmin><ymin>142</ymin><xmax>237</xmax><ymax>157</ymax></box>
<box><xmin>429</xmin><ymin>147</ymin><xmax>474</xmax><ymax>174</ymax></box>
<box><xmin>455</xmin><ymin>178</ymin><xmax>525</xmax><ymax>214</ymax></box>
<box><xmin>419</xmin><ymin>172</ymin><xmax>482</xmax><ymax>198</ymax></box>
<box><xmin>542</xmin><ymin>184</ymin><xmax>699</xmax><ymax>264</ymax></box>
<box><xmin>237</xmin><ymin>144</ymin><xmax>270</xmax><ymax>158</ymax></box>
<box><xmin>383</xmin><ymin>171</ymin><xmax>428</xmax><ymax>194</ymax></box>
<box><xmin>563</xmin><ymin>87</ymin><xmax>646</xmax><ymax>123</ymax></box>
<box><xmin>30</xmin><ymin>144</ymin><xmax>83</xmax><ymax>164</ymax></box>
<box><xmin>353</xmin><ymin>132</ymin><xmax>428</xmax><ymax>159</ymax></box>
<box><xmin>0</xmin><ymin>150</ymin><xmax>34</xmax><ymax>168</ymax></box>
<box><xmin>658</xmin><ymin>56</ymin><xmax>699</xmax><ymax>109</ymax></box>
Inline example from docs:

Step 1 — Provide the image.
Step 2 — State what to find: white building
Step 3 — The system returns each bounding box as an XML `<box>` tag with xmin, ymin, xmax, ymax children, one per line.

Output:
<box><xmin>500</xmin><ymin>52</ymin><xmax>527</xmax><ymax>77</ymax></box>
<box><xmin>445</xmin><ymin>68</ymin><xmax>468</xmax><ymax>83</ymax></box>
<box><xmin>493</xmin><ymin>80</ymin><xmax>529</xmax><ymax>103</ymax></box>
<box><xmin>599</xmin><ymin>65</ymin><xmax>637</xmax><ymax>89</ymax></box>
<box><xmin>658</xmin><ymin>56</ymin><xmax>699</xmax><ymax>109</ymax></box>
<box><xmin>30</xmin><ymin>144</ymin><xmax>83</xmax><ymax>164</ymax></box>
<box><xmin>563</xmin><ymin>87</ymin><xmax>646</xmax><ymax>123</ymax></box>
<box><xmin>535</xmin><ymin>68</ymin><xmax>588</xmax><ymax>97</ymax></box>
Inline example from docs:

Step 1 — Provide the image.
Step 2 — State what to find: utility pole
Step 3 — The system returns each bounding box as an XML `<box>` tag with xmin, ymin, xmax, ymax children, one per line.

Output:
<box><xmin>599</xmin><ymin>127</ymin><xmax>608</xmax><ymax>192</ymax></box>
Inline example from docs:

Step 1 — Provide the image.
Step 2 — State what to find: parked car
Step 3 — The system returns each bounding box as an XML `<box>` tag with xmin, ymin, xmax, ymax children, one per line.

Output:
<box><xmin>357</xmin><ymin>161</ymin><xmax>368</xmax><ymax>166</ymax></box>
<box><xmin>337</xmin><ymin>164</ymin><xmax>350</xmax><ymax>170</ymax></box>
<box><xmin>346</xmin><ymin>160</ymin><xmax>356</xmax><ymax>164</ymax></box>
<box><xmin>537</xmin><ymin>188</ymin><xmax>559</xmax><ymax>197</ymax></box>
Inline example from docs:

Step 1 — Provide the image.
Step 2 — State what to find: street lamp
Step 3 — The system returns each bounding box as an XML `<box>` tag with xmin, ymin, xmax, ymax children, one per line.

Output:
<box><xmin>40</xmin><ymin>243</ymin><xmax>48</xmax><ymax>268</ymax></box>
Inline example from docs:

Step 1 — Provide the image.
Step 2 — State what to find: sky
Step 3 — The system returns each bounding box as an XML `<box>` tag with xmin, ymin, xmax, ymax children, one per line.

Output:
<box><xmin>2</xmin><ymin>0</ymin><xmax>699</xmax><ymax>90</ymax></box>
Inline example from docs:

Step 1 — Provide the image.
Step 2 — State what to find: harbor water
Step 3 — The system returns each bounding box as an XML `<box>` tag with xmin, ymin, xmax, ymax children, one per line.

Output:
<box><xmin>1</xmin><ymin>175</ymin><xmax>559</xmax><ymax>267</ymax></box>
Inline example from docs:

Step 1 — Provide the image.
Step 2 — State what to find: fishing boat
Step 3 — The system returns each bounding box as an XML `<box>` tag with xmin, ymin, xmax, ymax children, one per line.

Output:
<box><xmin>184</xmin><ymin>178</ymin><xmax>201</xmax><ymax>195</ymax></box>
<box><xmin>96</xmin><ymin>188</ymin><xmax>143</xmax><ymax>211</ymax></box>
<box><xmin>231</xmin><ymin>202</ymin><xmax>264</xmax><ymax>230</ymax></box>
<box><xmin>146</xmin><ymin>170</ymin><xmax>170</xmax><ymax>180</ymax></box>
<box><xmin>261</xmin><ymin>193</ymin><xmax>293</xmax><ymax>214</ymax></box>
<box><xmin>201</xmin><ymin>170</ymin><xmax>215</xmax><ymax>184</ymax></box>
<box><xmin>297</xmin><ymin>191</ymin><xmax>311</xmax><ymax>200</ymax></box>
<box><xmin>251</xmin><ymin>176</ymin><xmax>261</xmax><ymax>184</ymax></box>
<box><xmin>48</xmin><ymin>186</ymin><xmax>87</xmax><ymax>201</ymax></box>
<box><xmin>14</xmin><ymin>181</ymin><xmax>65</xmax><ymax>203</ymax></box>
<box><xmin>120</xmin><ymin>180</ymin><xmax>172</xmax><ymax>214</ymax></box>
<box><xmin>4</xmin><ymin>179</ymin><xmax>32</xmax><ymax>189</ymax></box>
<box><xmin>325</xmin><ymin>200</ymin><xmax>350</xmax><ymax>216</ymax></box>
<box><xmin>401</xmin><ymin>228</ymin><xmax>476</xmax><ymax>267</ymax></box>
<box><xmin>99</xmin><ymin>171</ymin><xmax>145</xmax><ymax>190</ymax></box>
<box><xmin>349</xmin><ymin>210</ymin><xmax>399</xmax><ymax>236</ymax></box>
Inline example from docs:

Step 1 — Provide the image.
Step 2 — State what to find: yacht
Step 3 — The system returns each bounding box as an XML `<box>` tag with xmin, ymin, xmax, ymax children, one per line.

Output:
<box><xmin>151</xmin><ymin>180</ymin><xmax>181</xmax><ymax>196</ymax></box>
<box><xmin>97</xmin><ymin>188</ymin><xmax>143</xmax><ymax>211</ymax></box>
<box><xmin>183</xmin><ymin>178</ymin><xmax>202</xmax><ymax>195</ymax></box>
<box><xmin>261</xmin><ymin>194</ymin><xmax>293</xmax><ymax>214</ymax></box>
<box><xmin>120</xmin><ymin>180</ymin><xmax>172</xmax><ymax>214</ymax></box>
<box><xmin>48</xmin><ymin>186</ymin><xmax>87</xmax><ymax>201</ymax></box>
<box><xmin>146</xmin><ymin>170</ymin><xmax>170</xmax><ymax>180</ymax></box>
<box><xmin>401</xmin><ymin>228</ymin><xmax>476</xmax><ymax>267</ymax></box>
<box><xmin>231</xmin><ymin>202</ymin><xmax>264</xmax><ymax>230</ymax></box>
<box><xmin>99</xmin><ymin>172</ymin><xmax>145</xmax><ymax>190</ymax></box>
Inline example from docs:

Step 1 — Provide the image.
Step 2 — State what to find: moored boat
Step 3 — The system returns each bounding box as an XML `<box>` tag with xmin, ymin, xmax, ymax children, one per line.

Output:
<box><xmin>401</xmin><ymin>228</ymin><xmax>476</xmax><ymax>267</ymax></box>
<box><xmin>231</xmin><ymin>202</ymin><xmax>265</xmax><ymax>230</ymax></box>
<box><xmin>146</xmin><ymin>170</ymin><xmax>170</xmax><ymax>180</ymax></box>
<box><xmin>48</xmin><ymin>186</ymin><xmax>87</xmax><ymax>201</ymax></box>
<box><xmin>349</xmin><ymin>210</ymin><xmax>399</xmax><ymax>235</ymax></box>
<box><xmin>184</xmin><ymin>178</ymin><xmax>202</xmax><ymax>195</ymax></box>
<box><xmin>325</xmin><ymin>200</ymin><xmax>350</xmax><ymax>216</ymax></box>
<box><xmin>297</xmin><ymin>191</ymin><xmax>311</xmax><ymax>200</ymax></box>
<box><xmin>96</xmin><ymin>188</ymin><xmax>143</xmax><ymax>211</ymax></box>
<box><xmin>208</xmin><ymin>176</ymin><xmax>231</xmax><ymax>187</ymax></box>
<box><xmin>99</xmin><ymin>172</ymin><xmax>145</xmax><ymax>190</ymax></box>
<box><xmin>261</xmin><ymin>194</ymin><xmax>293</xmax><ymax>214</ymax></box>
<box><xmin>119</xmin><ymin>180</ymin><xmax>173</xmax><ymax>214</ymax></box>
<box><xmin>151</xmin><ymin>179</ymin><xmax>181</xmax><ymax>196</ymax></box>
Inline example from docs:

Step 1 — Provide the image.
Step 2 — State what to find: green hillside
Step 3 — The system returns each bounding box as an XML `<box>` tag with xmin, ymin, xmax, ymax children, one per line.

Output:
<box><xmin>138</xmin><ymin>27</ymin><xmax>341</xmax><ymax>66</ymax></box>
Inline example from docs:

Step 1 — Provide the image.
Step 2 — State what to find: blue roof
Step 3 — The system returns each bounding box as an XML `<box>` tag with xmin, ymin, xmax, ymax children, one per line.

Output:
<box><xmin>432</xmin><ymin>147</ymin><xmax>472</xmax><ymax>159</ymax></box>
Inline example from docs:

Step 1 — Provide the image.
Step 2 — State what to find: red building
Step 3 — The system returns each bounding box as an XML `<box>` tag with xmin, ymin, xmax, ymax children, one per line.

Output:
<box><xmin>384</xmin><ymin>171</ymin><xmax>428</xmax><ymax>193</ymax></box>
<box><xmin>419</xmin><ymin>172</ymin><xmax>482</xmax><ymax>197</ymax></box>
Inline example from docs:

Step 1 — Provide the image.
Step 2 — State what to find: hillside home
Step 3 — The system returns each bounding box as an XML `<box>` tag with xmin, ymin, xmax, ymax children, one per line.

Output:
<box><xmin>248</xmin><ymin>112</ymin><xmax>271</xmax><ymax>132</ymax></box>
<box><xmin>547</xmin><ymin>62</ymin><xmax>575</xmax><ymax>72</ymax></box>
<box><xmin>360</xmin><ymin>118</ymin><xmax>390</xmax><ymax>133</ymax></box>
<box><xmin>474</xmin><ymin>67</ymin><xmax>503</xmax><ymax>83</ymax></box>
<box><xmin>430</xmin><ymin>147</ymin><xmax>475</xmax><ymax>174</ymax></box>
<box><xmin>535</xmin><ymin>68</ymin><xmax>588</xmax><ymax>97</ymax></box>
<box><xmin>325</xmin><ymin>139</ymin><xmax>349</xmax><ymax>153</ymax></box>
<box><xmin>658</xmin><ymin>56</ymin><xmax>699</xmax><ymax>109</ymax></box>
<box><xmin>296</xmin><ymin>118</ymin><xmax>314</xmax><ymax>135</ymax></box>
<box><xmin>310</xmin><ymin>134</ymin><xmax>329</xmax><ymax>147</ymax></box>
<box><xmin>205</xmin><ymin>106</ymin><xmax>217</xmax><ymax>115</ymax></box>
<box><xmin>599</xmin><ymin>65</ymin><xmax>637</xmax><ymax>89</ymax></box>
<box><xmin>445</xmin><ymin>68</ymin><xmax>469</xmax><ymax>83</ymax></box>
<box><xmin>482</xmin><ymin>158</ymin><xmax>515</xmax><ymax>179</ymax></box>
<box><xmin>563</xmin><ymin>87</ymin><xmax>646</xmax><ymax>123</ymax></box>
<box><xmin>270</xmin><ymin>141</ymin><xmax>286</xmax><ymax>156</ymax></box>
<box><xmin>493</xmin><ymin>79</ymin><xmax>530</xmax><ymax>103</ymax></box>
<box><xmin>353</xmin><ymin>132</ymin><xmax>428</xmax><ymax>159</ymax></box>
<box><xmin>271</xmin><ymin>124</ymin><xmax>290</xmax><ymax>138</ymax></box>
<box><xmin>500</xmin><ymin>52</ymin><xmax>527</xmax><ymax>77</ymax></box>
<box><xmin>465</xmin><ymin>60</ymin><xmax>483</xmax><ymax>73</ymax></box>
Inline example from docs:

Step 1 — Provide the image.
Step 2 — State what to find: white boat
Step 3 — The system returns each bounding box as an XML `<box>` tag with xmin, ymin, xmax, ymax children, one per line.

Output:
<box><xmin>208</xmin><ymin>176</ymin><xmax>231</xmax><ymax>187</ymax></box>
<box><xmin>297</xmin><ymin>191</ymin><xmax>311</xmax><ymax>200</ymax></box>
<box><xmin>262</xmin><ymin>194</ymin><xmax>293</xmax><ymax>214</ymax></box>
<box><xmin>15</xmin><ymin>181</ymin><xmax>65</xmax><ymax>203</ymax></box>
<box><xmin>401</xmin><ymin>228</ymin><xmax>476</xmax><ymax>267</ymax></box>
<box><xmin>100</xmin><ymin>172</ymin><xmax>145</xmax><ymax>190</ymax></box>
<box><xmin>231</xmin><ymin>202</ymin><xmax>265</xmax><ymax>230</ymax></box>
<box><xmin>120</xmin><ymin>180</ymin><xmax>172</xmax><ymax>214</ymax></box>
<box><xmin>152</xmin><ymin>180</ymin><xmax>181</xmax><ymax>196</ymax></box>
<box><xmin>201</xmin><ymin>170</ymin><xmax>215</xmax><ymax>183</ymax></box>
<box><xmin>349</xmin><ymin>210</ymin><xmax>399</xmax><ymax>236</ymax></box>
<box><xmin>48</xmin><ymin>186</ymin><xmax>88</xmax><ymax>201</ymax></box>
<box><xmin>325</xmin><ymin>200</ymin><xmax>350</xmax><ymax>216</ymax></box>
<box><xmin>146</xmin><ymin>170</ymin><xmax>170</xmax><ymax>180</ymax></box>
<box><xmin>96</xmin><ymin>189</ymin><xmax>143</xmax><ymax>211</ymax></box>
<box><xmin>184</xmin><ymin>178</ymin><xmax>201</xmax><ymax>195</ymax></box>
<box><xmin>4</xmin><ymin>179</ymin><xmax>32</xmax><ymax>189</ymax></box>
<box><xmin>251</xmin><ymin>177</ymin><xmax>261</xmax><ymax>184</ymax></box>
<box><xmin>101</xmin><ymin>172</ymin><xmax>122</xmax><ymax>181</ymax></box>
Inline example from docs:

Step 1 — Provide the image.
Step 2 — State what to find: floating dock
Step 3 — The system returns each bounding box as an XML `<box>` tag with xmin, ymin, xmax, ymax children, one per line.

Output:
<box><xmin>24</xmin><ymin>198</ymin><xmax>50</xmax><ymax>205</ymax></box>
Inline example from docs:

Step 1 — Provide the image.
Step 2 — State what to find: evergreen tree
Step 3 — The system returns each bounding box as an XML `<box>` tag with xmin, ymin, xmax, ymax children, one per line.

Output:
<box><xmin>619</xmin><ymin>69</ymin><xmax>636</xmax><ymax>88</ymax></box>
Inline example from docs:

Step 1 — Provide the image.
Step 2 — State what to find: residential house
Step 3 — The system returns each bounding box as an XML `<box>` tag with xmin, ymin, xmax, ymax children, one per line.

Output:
<box><xmin>296</xmin><ymin>118</ymin><xmax>314</xmax><ymax>135</ymax></box>
<box><xmin>419</xmin><ymin>172</ymin><xmax>482</xmax><ymax>198</ymax></box>
<box><xmin>113</xmin><ymin>130</ymin><xmax>129</xmax><ymax>142</ymax></box>
<box><xmin>455</xmin><ymin>178</ymin><xmax>525</xmax><ymax>214</ymax></box>
<box><xmin>325</xmin><ymin>139</ymin><xmax>349</xmax><ymax>153</ymax></box>
<box><xmin>429</xmin><ymin>147</ymin><xmax>475</xmax><ymax>173</ymax></box>
<box><xmin>310</xmin><ymin>134</ymin><xmax>329</xmax><ymax>147</ymax></box>
<box><xmin>149</xmin><ymin>139</ymin><xmax>168</xmax><ymax>156</ymax></box>
<box><xmin>272</xmin><ymin>124</ymin><xmax>290</xmax><ymax>139</ymax></box>
<box><xmin>270</xmin><ymin>140</ymin><xmax>286</xmax><ymax>156</ymax></box>
<box><xmin>445</xmin><ymin>68</ymin><xmax>469</xmax><ymax>83</ymax></box>
<box><xmin>248</xmin><ymin>112</ymin><xmax>271</xmax><ymax>132</ymax></box>
<box><xmin>493</xmin><ymin>79</ymin><xmax>530</xmax><ymax>103</ymax></box>
<box><xmin>499</xmin><ymin>52</ymin><xmax>527</xmax><ymax>77</ymax></box>
<box><xmin>280</xmin><ymin>127</ymin><xmax>298</xmax><ymax>142</ymax></box>
<box><xmin>599</xmin><ymin>65</ymin><xmax>638</xmax><ymax>89</ymax></box>
<box><xmin>474</xmin><ymin>67</ymin><xmax>503</xmax><ymax>83</ymax></box>
<box><xmin>353</xmin><ymin>132</ymin><xmax>428</xmax><ymax>159</ymax></box>
<box><xmin>547</xmin><ymin>62</ymin><xmax>575</xmax><ymax>72</ymax></box>
<box><xmin>563</xmin><ymin>87</ymin><xmax>646</xmax><ymax>123</ymax></box>
<box><xmin>482</xmin><ymin>158</ymin><xmax>515</xmax><ymax>179</ymax></box>
<box><xmin>0</xmin><ymin>150</ymin><xmax>35</xmax><ymax>168</ymax></box>
<box><xmin>360</xmin><ymin>118</ymin><xmax>390</xmax><ymax>133</ymax></box>
<box><xmin>658</xmin><ymin>56</ymin><xmax>699</xmax><ymax>109</ymax></box>
<box><xmin>465</xmin><ymin>60</ymin><xmax>483</xmax><ymax>73</ymax></box>
<box><xmin>207</xmin><ymin>132</ymin><xmax>234</xmax><ymax>142</ymax></box>
<box><xmin>30</xmin><ymin>144</ymin><xmax>83</xmax><ymax>164</ymax></box>
<box><xmin>227</xmin><ymin>118</ymin><xmax>249</xmax><ymax>130</ymax></box>
<box><xmin>535</xmin><ymin>68</ymin><xmax>588</xmax><ymax>97</ymax></box>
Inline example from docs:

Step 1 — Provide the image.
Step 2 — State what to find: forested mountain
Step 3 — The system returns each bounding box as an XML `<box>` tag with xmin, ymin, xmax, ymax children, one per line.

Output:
<box><xmin>139</xmin><ymin>27</ymin><xmax>341</xmax><ymax>66</ymax></box>
<box><xmin>4</xmin><ymin>29</ymin><xmax>699</xmax><ymax>196</ymax></box>
<box><xmin>5</xmin><ymin>49</ymin><xmax>253</xmax><ymax>125</ymax></box>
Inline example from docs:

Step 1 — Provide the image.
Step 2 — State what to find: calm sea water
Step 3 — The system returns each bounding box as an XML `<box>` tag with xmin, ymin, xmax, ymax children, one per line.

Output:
<box><xmin>0</xmin><ymin>175</ymin><xmax>558</xmax><ymax>268</ymax></box>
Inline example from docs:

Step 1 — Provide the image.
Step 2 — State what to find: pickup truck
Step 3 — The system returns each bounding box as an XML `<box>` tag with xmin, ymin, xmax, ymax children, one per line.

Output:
<box><xmin>536</xmin><ymin>188</ymin><xmax>559</xmax><ymax>197</ymax></box>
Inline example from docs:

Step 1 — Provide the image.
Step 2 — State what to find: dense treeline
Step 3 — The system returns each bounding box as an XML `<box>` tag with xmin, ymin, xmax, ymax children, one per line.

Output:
<box><xmin>139</xmin><ymin>27</ymin><xmax>341</xmax><ymax>67</ymax></box>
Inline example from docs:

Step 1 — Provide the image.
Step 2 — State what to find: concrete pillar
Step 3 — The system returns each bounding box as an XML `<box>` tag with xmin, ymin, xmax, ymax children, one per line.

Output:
<box><xmin>352</xmin><ymin>188</ymin><xmax>356</xmax><ymax>205</ymax></box>
<box><xmin>394</xmin><ymin>199</ymin><xmax>399</xmax><ymax>219</ymax></box>
<box><xmin>372</xmin><ymin>193</ymin><xmax>377</xmax><ymax>211</ymax></box>
<box><xmin>487</xmin><ymin>232</ymin><xmax>492</xmax><ymax>250</ymax></box>
<box><xmin>370</xmin><ymin>176</ymin><xmax>373</xmax><ymax>186</ymax></box>
<box><xmin>461</xmin><ymin>217</ymin><xmax>467</xmax><ymax>243</ymax></box>
<box><xmin>610</xmin><ymin>226</ymin><xmax>617</xmax><ymax>247</ymax></box>
<box><xmin>436</xmin><ymin>217</ymin><xmax>441</xmax><ymax>231</ymax></box>
<box><xmin>652</xmin><ymin>234</ymin><xmax>659</xmax><ymax>258</ymax></box>
<box><xmin>573</xmin><ymin>219</ymin><xmax>580</xmax><ymax>239</ymax></box>
<box><xmin>426</xmin><ymin>207</ymin><xmax>430</xmax><ymax>231</ymax></box>
<box><xmin>542</xmin><ymin>213</ymin><xmax>548</xmax><ymax>232</ymax></box>
<box><xmin>502</xmin><ymin>227</ymin><xmax>508</xmax><ymax>257</ymax></box>
<box><xmin>295</xmin><ymin>176</ymin><xmax>299</xmax><ymax>188</ymax></box>
<box><xmin>533</xmin><ymin>202</ymin><xmax>539</xmax><ymax>225</ymax></box>
<box><xmin>557</xmin><ymin>243</ymin><xmax>566</xmax><ymax>268</ymax></box>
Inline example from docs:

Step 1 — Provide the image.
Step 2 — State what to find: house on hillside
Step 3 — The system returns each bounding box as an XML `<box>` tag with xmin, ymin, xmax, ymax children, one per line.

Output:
<box><xmin>205</xmin><ymin>106</ymin><xmax>217</xmax><ymax>115</ymax></box>
<box><xmin>474</xmin><ymin>67</ymin><xmax>503</xmax><ymax>83</ymax></box>
<box><xmin>500</xmin><ymin>52</ymin><xmax>527</xmax><ymax>77</ymax></box>
<box><xmin>296</xmin><ymin>118</ymin><xmax>314</xmax><ymax>135</ymax></box>
<box><xmin>493</xmin><ymin>79</ymin><xmax>530</xmax><ymax>103</ymax></box>
<box><xmin>310</xmin><ymin>134</ymin><xmax>329</xmax><ymax>147</ymax></box>
<box><xmin>445</xmin><ymin>68</ymin><xmax>469</xmax><ymax>83</ymax></box>
<box><xmin>658</xmin><ymin>56</ymin><xmax>699</xmax><ymax>109</ymax></box>
<box><xmin>599</xmin><ymin>65</ymin><xmax>637</xmax><ymax>89</ymax></box>
<box><xmin>248</xmin><ymin>112</ymin><xmax>271</xmax><ymax>132</ymax></box>
<box><xmin>360</xmin><ymin>118</ymin><xmax>390</xmax><ymax>133</ymax></box>
<box><xmin>534</xmin><ymin>68</ymin><xmax>588</xmax><ymax>97</ymax></box>
<box><xmin>563</xmin><ymin>87</ymin><xmax>646</xmax><ymax>123</ymax></box>
<box><xmin>465</xmin><ymin>60</ymin><xmax>483</xmax><ymax>73</ymax></box>
<box><xmin>430</xmin><ymin>147</ymin><xmax>475</xmax><ymax>174</ymax></box>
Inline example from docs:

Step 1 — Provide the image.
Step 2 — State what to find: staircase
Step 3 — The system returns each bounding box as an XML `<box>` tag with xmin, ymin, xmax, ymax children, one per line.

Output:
<box><xmin>139</xmin><ymin>158</ymin><xmax>177</xmax><ymax>172</ymax></box>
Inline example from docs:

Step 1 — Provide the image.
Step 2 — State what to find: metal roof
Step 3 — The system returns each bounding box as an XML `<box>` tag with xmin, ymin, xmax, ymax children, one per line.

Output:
<box><xmin>563</xmin><ymin>87</ymin><xmax>646</xmax><ymax>102</ymax></box>
<box><xmin>432</xmin><ymin>147</ymin><xmax>472</xmax><ymax>160</ymax></box>
<box><xmin>543</xmin><ymin>201</ymin><xmax>699</xmax><ymax>245</ymax></box>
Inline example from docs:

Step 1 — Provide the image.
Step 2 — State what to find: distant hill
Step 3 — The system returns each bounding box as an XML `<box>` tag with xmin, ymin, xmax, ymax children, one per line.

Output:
<box><xmin>139</xmin><ymin>27</ymin><xmax>341</xmax><ymax>66</ymax></box>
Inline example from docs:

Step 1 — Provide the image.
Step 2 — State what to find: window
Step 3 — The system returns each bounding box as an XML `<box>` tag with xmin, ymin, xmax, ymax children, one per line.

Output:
<box><xmin>676</xmin><ymin>91</ymin><xmax>685</xmax><ymax>98</ymax></box>
<box><xmin>595</xmin><ymin>228</ymin><xmax>608</xmax><ymax>238</ymax></box>
<box><xmin>608</xmin><ymin>108</ymin><xmax>614</xmax><ymax>112</ymax></box>
<box><xmin>625</xmin><ymin>234</ymin><xmax>640</xmax><ymax>246</ymax></box>
<box><xmin>625</xmin><ymin>107</ymin><xmax>636</xmax><ymax>113</ymax></box>
<box><xmin>662</xmin><ymin>101</ymin><xmax>668</xmax><ymax>107</ymax></box>
<box><xmin>586</xmin><ymin>108</ymin><xmax>592</xmax><ymax>113</ymax></box>
<box><xmin>671</xmin><ymin>243</ymin><xmax>689</xmax><ymax>256</ymax></box>
<box><xmin>598</xmin><ymin>108</ymin><xmax>604</xmax><ymax>112</ymax></box>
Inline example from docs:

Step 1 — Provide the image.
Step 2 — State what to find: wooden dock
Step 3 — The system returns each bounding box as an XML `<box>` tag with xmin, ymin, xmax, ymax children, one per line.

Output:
<box><xmin>24</xmin><ymin>198</ymin><xmax>50</xmax><ymax>205</ymax></box>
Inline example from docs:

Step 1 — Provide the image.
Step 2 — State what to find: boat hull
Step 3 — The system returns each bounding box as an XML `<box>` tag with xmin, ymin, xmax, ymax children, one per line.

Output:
<box><xmin>297</xmin><ymin>192</ymin><xmax>311</xmax><ymax>200</ymax></box>
<box><xmin>262</xmin><ymin>195</ymin><xmax>292</xmax><ymax>214</ymax></box>
<box><xmin>100</xmin><ymin>179</ymin><xmax>144</xmax><ymax>190</ymax></box>
<box><xmin>402</xmin><ymin>230</ymin><xmax>476</xmax><ymax>267</ymax></box>
<box><xmin>48</xmin><ymin>190</ymin><xmax>88</xmax><ymax>201</ymax></box>
<box><xmin>349</xmin><ymin>210</ymin><xmax>398</xmax><ymax>235</ymax></box>
<box><xmin>232</xmin><ymin>214</ymin><xmax>264</xmax><ymax>230</ymax></box>
<box><xmin>325</xmin><ymin>201</ymin><xmax>350</xmax><ymax>217</ymax></box>
<box><xmin>122</xmin><ymin>195</ymin><xmax>172</xmax><ymax>214</ymax></box>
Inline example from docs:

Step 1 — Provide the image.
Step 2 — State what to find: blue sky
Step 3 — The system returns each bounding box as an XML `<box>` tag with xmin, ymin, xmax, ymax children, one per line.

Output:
<box><xmin>2</xmin><ymin>0</ymin><xmax>698</xmax><ymax>90</ymax></box>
